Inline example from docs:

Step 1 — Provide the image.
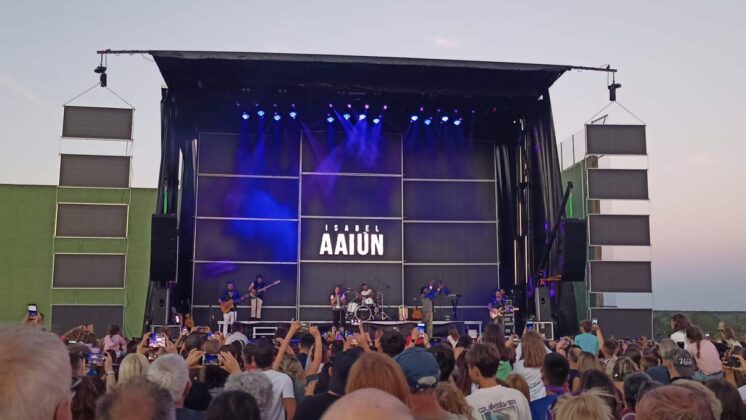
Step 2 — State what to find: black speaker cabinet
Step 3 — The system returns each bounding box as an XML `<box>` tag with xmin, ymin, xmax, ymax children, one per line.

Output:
<box><xmin>562</xmin><ymin>218</ymin><xmax>587</xmax><ymax>282</ymax></box>
<box><xmin>150</xmin><ymin>214</ymin><xmax>178</xmax><ymax>283</ymax></box>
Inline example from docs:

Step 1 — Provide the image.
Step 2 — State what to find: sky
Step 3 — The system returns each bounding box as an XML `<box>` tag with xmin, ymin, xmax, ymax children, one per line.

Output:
<box><xmin>1</xmin><ymin>1</ymin><xmax>744</xmax><ymax>310</ymax></box>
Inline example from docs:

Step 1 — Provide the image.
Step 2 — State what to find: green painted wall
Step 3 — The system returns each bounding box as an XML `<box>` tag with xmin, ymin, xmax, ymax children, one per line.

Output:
<box><xmin>0</xmin><ymin>184</ymin><xmax>156</xmax><ymax>337</ymax></box>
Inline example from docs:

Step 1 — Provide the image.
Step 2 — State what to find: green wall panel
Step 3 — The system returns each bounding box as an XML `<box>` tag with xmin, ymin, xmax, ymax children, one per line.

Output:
<box><xmin>0</xmin><ymin>184</ymin><xmax>156</xmax><ymax>337</ymax></box>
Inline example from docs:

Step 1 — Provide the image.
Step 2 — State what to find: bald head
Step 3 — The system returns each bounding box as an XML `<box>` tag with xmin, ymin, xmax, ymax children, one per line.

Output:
<box><xmin>322</xmin><ymin>388</ymin><xmax>413</xmax><ymax>420</ymax></box>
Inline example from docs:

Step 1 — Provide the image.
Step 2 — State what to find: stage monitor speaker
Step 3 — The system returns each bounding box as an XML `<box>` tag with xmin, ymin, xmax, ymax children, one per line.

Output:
<box><xmin>150</xmin><ymin>214</ymin><xmax>178</xmax><ymax>283</ymax></box>
<box><xmin>562</xmin><ymin>219</ymin><xmax>587</xmax><ymax>282</ymax></box>
<box><xmin>534</xmin><ymin>287</ymin><xmax>552</xmax><ymax>322</ymax></box>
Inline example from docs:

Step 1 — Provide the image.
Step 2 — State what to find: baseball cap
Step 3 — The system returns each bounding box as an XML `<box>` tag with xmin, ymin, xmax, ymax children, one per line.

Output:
<box><xmin>670</xmin><ymin>348</ymin><xmax>695</xmax><ymax>378</ymax></box>
<box><xmin>394</xmin><ymin>347</ymin><xmax>440</xmax><ymax>392</ymax></box>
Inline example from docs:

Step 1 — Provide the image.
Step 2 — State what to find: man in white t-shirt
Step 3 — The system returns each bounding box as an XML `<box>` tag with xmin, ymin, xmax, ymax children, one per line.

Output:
<box><xmin>254</xmin><ymin>340</ymin><xmax>295</xmax><ymax>420</ymax></box>
<box><xmin>224</xmin><ymin>322</ymin><xmax>249</xmax><ymax>347</ymax></box>
<box><xmin>465</xmin><ymin>343</ymin><xmax>531</xmax><ymax>420</ymax></box>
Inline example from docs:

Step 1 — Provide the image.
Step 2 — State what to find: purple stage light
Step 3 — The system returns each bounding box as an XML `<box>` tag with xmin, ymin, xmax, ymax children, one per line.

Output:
<box><xmin>372</xmin><ymin>117</ymin><xmax>381</xmax><ymax>124</ymax></box>
<box><xmin>441</xmin><ymin>116</ymin><xmax>449</xmax><ymax>122</ymax></box>
<box><xmin>273</xmin><ymin>114</ymin><xmax>281</xmax><ymax>121</ymax></box>
<box><xmin>257</xmin><ymin>110</ymin><xmax>265</xmax><ymax>117</ymax></box>
<box><xmin>453</xmin><ymin>118</ymin><xmax>462</xmax><ymax>126</ymax></box>
<box><xmin>241</xmin><ymin>112</ymin><xmax>250</xmax><ymax>120</ymax></box>
<box><xmin>289</xmin><ymin>111</ymin><xmax>297</xmax><ymax>119</ymax></box>
<box><xmin>424</xmin><ymin>118</ymin><xmax>432</xmax><ymax>126</ymax></box>
<box><xmin>343</xmin><ymin>113</ymin><xmax>351</xmax><ymax>120</ymax></box>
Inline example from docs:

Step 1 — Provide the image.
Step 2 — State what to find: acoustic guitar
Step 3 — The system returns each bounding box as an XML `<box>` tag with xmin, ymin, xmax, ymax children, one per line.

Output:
<box><xmin>248</xmin><ymin>280</ymin><xmax>281</xmax><ymax>298</ymax></box>
<box><xmin>489</xmin><ymin>306</ymin><xmax>519</xmax><ymax>319</ymax></box>
<box><xmin>219</xmin><ymin>294</ymin><xmax>249</xmax><ymax>314</ymax></box>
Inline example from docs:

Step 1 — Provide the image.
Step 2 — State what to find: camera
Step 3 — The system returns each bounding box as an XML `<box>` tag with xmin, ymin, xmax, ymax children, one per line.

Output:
<box><xmin>87</xmin><ymin>352</ymin><xmax>105</xmax><ymax>366</ymax></box>
<box><xmin>148</xmin><ymin>333</ymin><xmax>166</xmax><ymax>348</ymax></box>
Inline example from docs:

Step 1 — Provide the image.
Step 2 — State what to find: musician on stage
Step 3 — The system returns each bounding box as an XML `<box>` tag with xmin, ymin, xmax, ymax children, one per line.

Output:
<box><xmin>360</xmin><ymin>283</ymin><xmax>374</xmax><ymax>303</ymax></box>
<box><xmin>248</xmin><ymin>274</ymin><xmax>266</xmax><ymax>320</ymax></box>
<box><xmin>218</xmin><ymin>281</ymin><xmax>242</xmax><ymax>335</ymax></box>
<box><xmin>487</xmin><ymin>289</ymin><xmax>507</xmax><ymax>326</ymax></box>
<box><xmin>420</xmin><ymin>280</ymin><xmax>448</xmax><ymax>336</ymax></box>
<box><xmin>330</xmin><ymin>286</ymin><xmax>347</xmax><ymax>330</ymax></box>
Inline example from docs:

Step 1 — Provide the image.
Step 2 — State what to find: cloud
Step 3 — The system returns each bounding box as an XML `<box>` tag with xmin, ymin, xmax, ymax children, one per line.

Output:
<box><xmin>0</xmin><ymin>72</ymin><xmax>47</xmax><ymax>106</ymax></box>
<box><xmin>431</xmin><ymin>36</ymin><xmax>459</xmax><ymax>49</ymax></box>
<box><xmin>690</xmin><ymin>151</ymin><xmax>716</xmax><ymax>166</ymax></box>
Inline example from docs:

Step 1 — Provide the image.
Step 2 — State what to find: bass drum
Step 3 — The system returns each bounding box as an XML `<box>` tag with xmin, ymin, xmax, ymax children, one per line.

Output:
<box><xmin>363</xmin><ymin>297</ymin><xmax>375</xmax><ymax>305</ymax></box>
<box><xmin>354</xmin><ymin>305</ymin><xmax>373</xmax><ymax>321</ymax></box>
<box><xmin>347</xmin><ymin>302</ymin><xmax>360</xmax><ymax>314</ymax></box>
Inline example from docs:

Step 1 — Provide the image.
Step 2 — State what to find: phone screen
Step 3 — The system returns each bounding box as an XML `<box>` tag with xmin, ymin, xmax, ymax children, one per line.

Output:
<box><xmin>87</xmin><ymin>352</ymin><xmax>105</xmax><ymax>366</ymax></box>
<box><xmin>417</xmin><ymin>323</ymin><xmax>425</xmax><ymax>333</ymax></box>
<box><xmin>591</xmin><ymin>318</ymin><xmax>598</xmax><ymax>326</ymax></box>
<box><xmin>27</xmin><ymin>304</ymin><xmax>37</xmax><ymax>317</ymax></box>
<box><xmin>202</xmin><ymin>354</ymin><xmax>220</xmax><ymax>366</ymax></box>
<box><xmin>149</xmin><ymin>334</ymin><xmax>166</xmax><ymax>348</ymax></box>
<box><xmin>526</xmin><ymin>321</ymin><xmax>534</xmax><ymax>331</ymax></box>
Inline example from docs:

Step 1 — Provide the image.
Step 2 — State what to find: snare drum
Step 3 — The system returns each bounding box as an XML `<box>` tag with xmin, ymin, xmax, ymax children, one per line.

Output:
<box><xmin>363</xmin><ymin>297</ymin><xmax>375</xmax><ymax>305</ymax></box>
<box><xmin>347</xmin><ymin>302</ymin><xmax>360</xmax><ymax>314</ymax></box>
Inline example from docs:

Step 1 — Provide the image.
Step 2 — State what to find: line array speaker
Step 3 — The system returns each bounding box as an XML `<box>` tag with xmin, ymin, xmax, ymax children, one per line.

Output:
<box><xmin>150</xmin><ymin>214</ymin><xmax>178</xmax><ymax>283</ymax></box>
<box><xmin>562</xmin><ymin>218</ymin><xmax>587</xmax><ymax>282</ymax></box>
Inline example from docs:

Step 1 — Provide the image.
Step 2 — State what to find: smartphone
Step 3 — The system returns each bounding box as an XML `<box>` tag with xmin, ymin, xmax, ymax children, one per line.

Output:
<box><xmin>526</xmin><ymin>321</ymin><xmax>535</xmax><ymax>331</ymax></box>
<box><xmin>206</xmin><ymin>332</ymin><xmax>216</xmax><ymax>340</ymax></box>
<box><xmin>27</xmin><ymin>304</ymin><xmax>38</xmax><ymax>319</ymax></box>
<box><xmin>87</xmin><ymin>352</ymin><xmax>105</xmax><ymax>366</ymax></box>
<box><xmin>468</xmin><ymin>330</ymin><xmax>478</xmax><ymax>339</ymax></box>
<box><xmin>202</xmin><ymin>354</ymin><xmax>220</xmax><ymax>366</ymax></box>
<box><xmin>591</xmin><ymin>318</ymin><xmax>598</xmax><ymax>326</ymax></box>
<box><xmin>181</xmin><ymin>327</ymin><xmax>189</xmax><ymax>336</ymax></box>
<box><xmin>149</xmin><ymin>333</ymin><xmax>166</xmax><ymax>348</ymax></box>
<box><xmin>417</xmin><ymin>323</ymin><xmax>425</xmax><ymax>333</ymax></box>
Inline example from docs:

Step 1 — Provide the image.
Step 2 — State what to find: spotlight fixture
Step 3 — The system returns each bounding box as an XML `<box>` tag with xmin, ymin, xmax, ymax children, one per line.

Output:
<box><xmin>273</xmin><ymin>113</ymin><xmax>282</xmax><ymax>121</ymax></box>
<box><xmin>358</xmin><ymin>114</ymin><xmax>367</xmax><ymax>121</ymax></box>
<box><xmin>410</xmin><ymin>115</ymin><xmax>419</xmax><ymax>122</ymax></box>
<box><xmin>289</xmin><ymin>111</ymin><xmax>297</xmax><ymax>119</ymax></box>
<box><xmin>326</xmin><ymin>115</ymin><xmax>335</xmax><ymax>123</ymax></box>
<box><xmin>241</xmin><ymin>112</ymin><xmax>250</xmax><ymax>120</ymax></box>
<box><xmin>382</xmin><ymin>105</ymin><xmax>388</xmax><ymax>110</ymax></box>
<box><xmin>441</xmin><ymin>116</ymin><xmax>449</xmax><ymax>122</ymax></box>
<box><xmin>372</xmin><ymin>117</ymin><xmax>381</xmax><ymax>124</ymax></box>
<box><xmin>343</xmin><ymin>113</ymin><xmax>351</xmax><ymax>120</ymax></box>
<box><xmin>364</xmin><ymin>104</ymin><xmax>370</xmax><ymax>110</ymax></box>
<box><xmin>257</xmin><ymin>110</ymin><xmax>266</xmax><ymax>117</ymax></box>
<box><xmin>453</xmin><ymin>119</ymin><xmax>462</xmax><ymax>126</ymax></box>
<box><xmin>424</xmin><ymin>118</ymin><xmax>432</xmax><ymax>126</ymax></box>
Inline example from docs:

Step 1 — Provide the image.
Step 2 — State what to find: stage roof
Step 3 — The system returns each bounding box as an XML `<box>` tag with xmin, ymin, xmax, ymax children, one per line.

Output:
<box><xmin>150</xmin><ymin>50</ymin><xmax>572</xmax><ymax>97</ymax></box>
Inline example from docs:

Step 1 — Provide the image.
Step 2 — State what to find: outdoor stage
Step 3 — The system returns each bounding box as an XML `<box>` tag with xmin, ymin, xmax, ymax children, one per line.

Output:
<box><xmin>148</xmin><ymin>51</ymin><xmax>578</xmax><ymax>336</ymax></box>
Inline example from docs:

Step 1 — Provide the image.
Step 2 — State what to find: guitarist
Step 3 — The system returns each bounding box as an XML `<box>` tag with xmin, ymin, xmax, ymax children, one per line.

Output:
<box><xmin>487</xmin><ymin>289</ymin><xmax>506</xmax><ymax>326</ymax></box>
<box><xmin>218</xmin><ymin>281</ymin><xmax>243</xmax><ymax>335</ymax></box>
<box><xmin>248</xmin><ymin>274</ymin><xmax>266</xmax><ymax>320</ymax></box>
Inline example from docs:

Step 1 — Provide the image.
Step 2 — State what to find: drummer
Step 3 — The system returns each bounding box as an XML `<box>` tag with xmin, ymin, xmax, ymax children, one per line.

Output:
<box><xmin>360</xmin><ymin>283</ymin><xmax>375</xmax><ymax>305</ymax></box>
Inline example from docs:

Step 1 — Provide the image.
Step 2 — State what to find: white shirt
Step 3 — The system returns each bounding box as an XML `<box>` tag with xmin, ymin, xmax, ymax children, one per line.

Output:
<box><xmin>263</xmin><ymin>369</ymin><xmax>295</xmax><ymax>420</ymax></box>
<box><xmin>225</xmin><ymin>331</ymin><xmax>249</xmax><ymax>346</ymax></box>
<box><xmin>466</xmin><ymin>384</ymin><xmax>531</xmax><ymax>420</ymax></box>
<box><xmin>670</xmin><ymin>330</ymin><xmax>687</xmax><ymax>346</ymax></box>
<box><xmin>512</xmin><ymin>360</ymin><xmax>546</xmax><ymax>401</ymax></box>
<box><xmin>447</xmin><ymin>336</ymin><xmax>458</xmax><ymax>347</ymax></box>
<box><xmin>738</xmin><ymin>384</ymin><xmax>746</xmax><ymax>402</ymax></box>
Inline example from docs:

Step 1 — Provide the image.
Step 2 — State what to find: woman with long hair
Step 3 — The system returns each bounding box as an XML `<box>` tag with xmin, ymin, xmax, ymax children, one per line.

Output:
<box><xmin>482</xmin><ymin>324</ymin><xmax>514</xmax><ymax>380</ymax></box>
<box><xmin>685</xmin><ymin>325</ymin><xmax>723</xmax><ymax>381</ymax></box>
<box><xmin>572</xmin><ymin>351</ymin><xmax>604</xmax><ymax>392</ymax></box>
<box><xmin>579</xmin><ymin>369</ymin><xmax>621</xmax><ymax>417</ymax></box>
<box><xmin>345</xmin><ymin>351</ymin><xmax>411</xmax><ymax>406</ymax></box>
<box><xmin>670</xmin><ymin>313</ymin><xmax>690</xmax><ymax>347</ymax></box>
<box><xmin>435</xmin><ymin>381</ymin><xmax>475</xmax><ymax>420</ymax></box>
<box><xmin>722</xmin><ymin>327</ymin><xmax>742</xmax><ymax>349</ymax></box>
<box><xmin>610</xmin><ymin>357</ymin><xmax>639</xmax><ymax>393</ymax></box>
<box><xmin>453</xmin><ymin>350</ymin><xmax>474</xmax><ymax>396</ymax></box>
<box><xmin>553</xmin><ymin>389</ymin><xmax>614</xmax><ymax>420</ymax></box>
<box><xmin>117</xmin><ymin>353</ymin><xmax>150</xmax><ymax>384</ymax></box>
<box><xmin>704</xmin><ymin>378</ymin><xmax>746</xmax><ymax>420</ymax></box>
<box><xmin>511</xmin><ymin>330</ymin><xmax>547</xmax><ymax>401</ymax></box>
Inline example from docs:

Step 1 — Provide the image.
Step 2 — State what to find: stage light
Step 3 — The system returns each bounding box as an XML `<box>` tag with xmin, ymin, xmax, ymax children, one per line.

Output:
<box><xmin>358</xmin><ymin>114</ymin><xmax>367</xmax><ymax>121</ymax></box>
<box><xmin>410</xmin><ymin>115</ymin><xmax>419</xmax><ymax>122</ymax></box>
<box><xmin>326</xmin><ymin>116</ymin><xmax>335</xmax><ymax>123</ymax></box>
<box><xmin>383</xmin><ymin>105</ymin><xmax>388</xmax><ymax>110</ymax></box>
<box><xmin>453</xmin><ymin>119</ymin><xmax>462</xmax><ymax>126</ymax></box>
<box><xmin>372</xmin><ymin>117</ymin><xmax>381</xmax><ymax>124</ymax></box>
<box><xmin>257</xmin><ymin>110</ymin><xmax>265</xmax><ymax>117</ymax></box>
<box><xmin>289</xmin><ymin>111</ymin><xmax>297</xmax><ymax>119</ymax></box>
<box><xmin>343</xmin><ymin>113</ymin><xmax>351</xmax><ymax>120</ymax></box>
<box><xmin>241</xmin><ymin>112</ymin><xmax>250</xmax><ymax>120</ymax></box>
<box><xmin>424</xmin><ymin>118</ymin><xmax>432</xmax><ymax>126</ymax></box>
<box><xmin>441</xmin><ymin>116</ymin><xmax>449</xmax><ymax>122</ymax></box>
<box><xmin>364</xmin><ymin>104</ymin><xmax>370</xmax><ymax>110</ymax></box>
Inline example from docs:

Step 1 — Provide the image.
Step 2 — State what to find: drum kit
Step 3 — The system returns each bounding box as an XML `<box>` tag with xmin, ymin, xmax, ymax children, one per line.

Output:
<box><xmin>344</xmin><ymin>288</ymin><xmax>389</xmax><ymax>321</ymax></box>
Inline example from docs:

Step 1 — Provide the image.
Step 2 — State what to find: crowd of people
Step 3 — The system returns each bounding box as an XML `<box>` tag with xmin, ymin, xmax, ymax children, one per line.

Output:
<box><xmin>3</xmin><ymin>312</ymin><xmax>746</xmax><ymax>420</ymax></box>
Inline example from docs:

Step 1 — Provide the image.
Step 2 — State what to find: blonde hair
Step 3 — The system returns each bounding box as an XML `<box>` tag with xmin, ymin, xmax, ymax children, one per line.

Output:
<box><xmin>0</xmin><ymin>326</ymin><xmax>72</xmax><ymax>420</ymax></box>
<box><xmin>345</xmin><ymin>352</ymin><xmax>411</xmax><ymax>406</ymax></box>
<box><xmin>279</xmin><ymin>354</ymin><xmax>305</xmax><ymax>381</ymax></box>
<box><xmin>553</xmin><ymin>389</ymin><xmax>614</xmax><ymax>420</ymax></box>
<box><xmin>505</xmin><ymin>373</ymin><xmax>531</xmax><ymax>402</ymax></box>
<box><xmin>435</xmin><ymin>381</ymin><xmax>474</xmax><ymax>420</ymax></box>
<box><xmin>520</xmin><ymin>330</ymin><xmax>546</xmax><ymax>368</ymax></box>
<box><xmin>118</xmin><ymin>353</ymin><xmax>150</xmax><ymax>383</ymax></box>
<box><xmin>577</xmin><ymin>352</ymin><xmax>603</xmax><ymax>374</ymax></box>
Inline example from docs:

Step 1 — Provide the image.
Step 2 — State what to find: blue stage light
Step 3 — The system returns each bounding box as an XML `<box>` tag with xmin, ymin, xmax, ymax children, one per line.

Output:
<box><xmin>424</xmin><ymin>118</ymin><xmax>432</xmax><ymax>126</ymax></box>
<box><xmin>273</xmin><ymin>114</ymin><xmax>281</xmax><ymax>121</ymax></box>
<box><xmin>410</xmin><ymin>115</ymin><xmax>419</xmax><ymax>122</ymax></box>
<box><xmin>289</xmin><ymin>111</ymin><xmax>297</xmax><ymax>119</ymax></box>
<box><xmin>372</xmin><ymin>117</ymin><xmax>381</xmax><ymax>124</ymax></box>
<box><xmin>257</xmin><ymin>110</ymin><xmax>265</xmax><ymax>117</ymax></box>
<box><xmin>441</xmin><ymin>116</ymin><xmax>449</xmax><ymax>122</ymax></box>
<box><xmin>343</xmin><ymin>113</ymin><xmax>351</xmax><ymax>120</ymax></box>
<box><xmin>241</xmin><ymin>112</ymin><xmax>250</xmax><ymax>120</ymax></box>
<box><xmin>454</xmin><ymin>119</ymin><xmax>462</xmax><ymax>126</ymax></box>
<box><xmin>326</xmin><ymin>116</ymin><xmax>335</xmax><ymax>123</ymax></box>
<box><xmin>358</xmin><ymin>114</ymin><xmax>367</xmax><ymax>121</ymax></box>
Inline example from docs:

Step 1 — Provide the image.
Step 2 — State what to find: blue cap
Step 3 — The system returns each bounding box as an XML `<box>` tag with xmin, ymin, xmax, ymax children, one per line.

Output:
<box><xmin>394</xmin><ymin>347</ymin><xmax>440</xmax><ymax>392</ymax></box>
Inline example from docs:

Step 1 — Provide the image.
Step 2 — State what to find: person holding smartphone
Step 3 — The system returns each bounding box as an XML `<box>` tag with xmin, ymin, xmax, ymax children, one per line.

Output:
<box><xmin>574</xmin><ymin>319</ymin><xmax>599</xmax><ymax>355</ymax></box>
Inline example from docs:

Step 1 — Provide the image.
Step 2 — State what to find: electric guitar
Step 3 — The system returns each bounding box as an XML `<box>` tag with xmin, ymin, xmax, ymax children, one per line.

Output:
<box><xmin>489</xmin><ymin>306</ymin><xmax>519</xmax><ymax>319</ymax></box>
<box><xmin>248</xmin><ymin>280</ymin><xmax>281</xmax><ymax>298</ymax></box>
